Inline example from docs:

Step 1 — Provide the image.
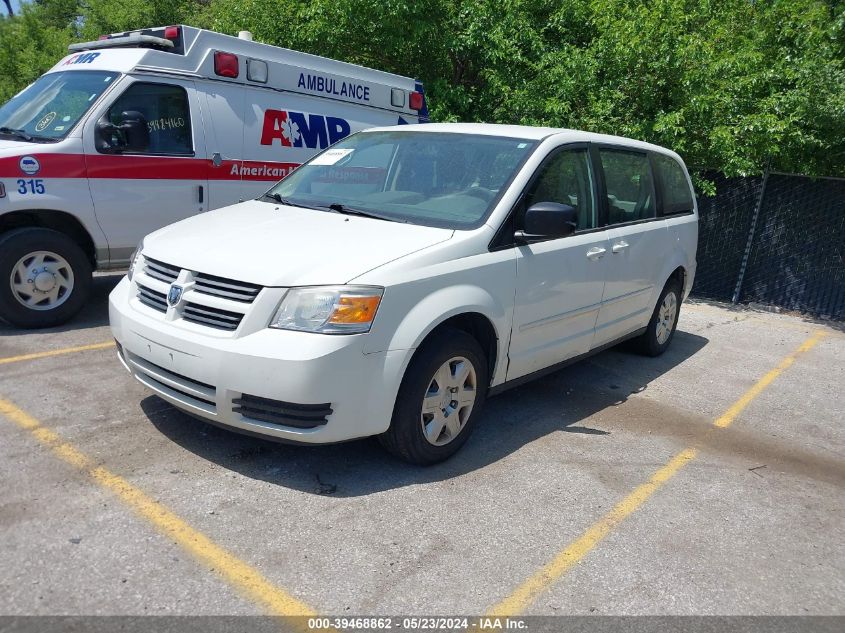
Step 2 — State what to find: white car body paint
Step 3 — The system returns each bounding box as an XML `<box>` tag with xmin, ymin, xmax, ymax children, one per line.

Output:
<box><xmin>110</xmin><ymin>123</ymin><xmax>698</xmax><ymax>446</ymax></box>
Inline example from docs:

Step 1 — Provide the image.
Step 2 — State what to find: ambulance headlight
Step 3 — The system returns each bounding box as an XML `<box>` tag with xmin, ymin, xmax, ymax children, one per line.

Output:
<box><xmin>269</xmin><ymin>286</ymin><xmax>383</xmax><ymax>334</ymax></box>
<box><xmin>127</xmin><ymin>240</ymin><xmax>144</xmax><ymax>282</ymax></box>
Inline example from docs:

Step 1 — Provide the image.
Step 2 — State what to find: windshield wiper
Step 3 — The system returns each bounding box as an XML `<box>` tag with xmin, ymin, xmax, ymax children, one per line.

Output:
<box><xmin>259</xmin><ymin>192</ymin><xmax>321</xmax><ymax>210</ymax></box>
<box><xmin>0</xmin><ymin>127</ymin><xmax>54</xmax><ymax>143</ymax></box>
<box><xmin>326</xmin><ymin>203</ymin><xmax>400</xmax><ymax>222</ymax></box>
<box><xmin>0</xmin><ymin>127</ymin><xmax>33</xmax><ymax>141</ymax></box>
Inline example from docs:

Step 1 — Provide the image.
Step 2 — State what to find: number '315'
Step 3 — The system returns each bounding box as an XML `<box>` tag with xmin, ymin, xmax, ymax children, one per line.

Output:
<box><xmin>17</xmin><ymin>179</ymin><xmax>46</xmax><ymax>194</ymax></box>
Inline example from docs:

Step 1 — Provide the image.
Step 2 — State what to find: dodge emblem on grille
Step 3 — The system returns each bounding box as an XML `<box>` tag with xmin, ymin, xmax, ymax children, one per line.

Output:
<box><xmin>167</xmin><ymin>284</ymin><xmax>183</xmax><ymax>307</ymax></box>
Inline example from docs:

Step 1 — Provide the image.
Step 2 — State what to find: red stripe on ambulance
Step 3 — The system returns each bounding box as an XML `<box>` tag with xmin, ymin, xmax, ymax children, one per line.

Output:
<box><xmin>0</xmin><ymin>154</ymin><xmax>299</xmax><ymax>182</ymax></box>
<box><xmin>0</xmin><ymin>154</ymin><xmax>87</xmax><ymax>178</ymax></box>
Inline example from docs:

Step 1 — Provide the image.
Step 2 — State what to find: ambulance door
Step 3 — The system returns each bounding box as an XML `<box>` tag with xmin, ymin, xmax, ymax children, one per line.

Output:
<box><xmin>199</xmin><ymin>81</ymin><xmax>245</xmax><ymax>209</ymax></box>
<box><xmin>82</xmin><ymin>76</ymin><xmax>208</xmax><ymax>264</ymax></box>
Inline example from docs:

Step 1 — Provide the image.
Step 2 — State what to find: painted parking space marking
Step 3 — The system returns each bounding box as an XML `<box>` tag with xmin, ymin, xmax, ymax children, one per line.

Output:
<box><xmin>488</xmin><ymin>329</ymin><xmax>827</xmax><ymax>616</ymax></box>
<box><xmin>0</xmin><ymin>341</ymin><xmax>114</xmax><ymax>365</ymax></box>
<box><xmin>0</xmin><ymin>397</ymin><xmax>317</xmax><ymax>617</ymax></box>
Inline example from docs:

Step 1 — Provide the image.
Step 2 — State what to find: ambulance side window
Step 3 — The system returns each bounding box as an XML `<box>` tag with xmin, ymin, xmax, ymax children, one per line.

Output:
<box><xmin>105</xmin><ymin>82</ymin><xmax>193</xmax><ymax>156</ymax></box>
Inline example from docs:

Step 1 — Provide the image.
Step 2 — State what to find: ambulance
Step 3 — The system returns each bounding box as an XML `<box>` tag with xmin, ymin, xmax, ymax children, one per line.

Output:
<box><xmin>0</xmin><ymin>25</ymin><xmax>428</xmax><ymax>328</ymax></box>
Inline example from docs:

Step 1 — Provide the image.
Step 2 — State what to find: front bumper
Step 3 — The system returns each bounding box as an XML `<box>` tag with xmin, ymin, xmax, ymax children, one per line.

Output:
<box><xmin>109</xmin><ymin>276</ymin><xmax>406</xmax><ymax>444</ymax></box>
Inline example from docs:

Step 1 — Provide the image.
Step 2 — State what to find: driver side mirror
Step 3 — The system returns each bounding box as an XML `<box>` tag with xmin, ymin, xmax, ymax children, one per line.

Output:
<box><xmin>515</xmin><ymin>202</ymin><xmax>578</xmax><ymax>244</ymax></box>
<box><xmin>95</xmin><ymin>110</ymin><xmax>150</xmax><ymax>153</ymax></box>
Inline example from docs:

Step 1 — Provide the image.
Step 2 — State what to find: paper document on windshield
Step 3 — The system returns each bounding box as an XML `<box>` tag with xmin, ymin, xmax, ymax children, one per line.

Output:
<box><xmin>310</xmin><ymin>148</ymin><xmax>354</xmax><ymax>165</ymax></box>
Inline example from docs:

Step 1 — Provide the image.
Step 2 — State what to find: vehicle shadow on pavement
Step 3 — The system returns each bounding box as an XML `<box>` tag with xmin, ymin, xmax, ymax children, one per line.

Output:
<box><xmin>143</xmin><ymin>330</ymin><xmax>709</xmax><ymax>496</ymax></box>
<box><xmin>0</xmin><ymin>272</ymin><xmax>122</xmax><ymax>335</ymax></box>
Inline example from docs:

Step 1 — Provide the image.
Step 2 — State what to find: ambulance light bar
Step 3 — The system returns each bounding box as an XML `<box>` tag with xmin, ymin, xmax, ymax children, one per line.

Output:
<box><xmin>69</xmin><ymin>33</ymin><xmax>174</xmax><ymax>53</ymax></box>
<box><xmin>69</xmin><ymin>26</ymin><xmax>183</xmax><ymax>54</ymax></box>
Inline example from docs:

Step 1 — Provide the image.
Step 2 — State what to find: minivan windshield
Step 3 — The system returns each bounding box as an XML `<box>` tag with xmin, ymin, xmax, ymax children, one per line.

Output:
<box><xmin>266</xmin><ymin>131</ymin><xmax>538</xmax><ymax>228</ymax></box>
<box><xmin>0</xmin><ymin>70</ymin><xmax>118</xmax><ymax>142</ymax></box>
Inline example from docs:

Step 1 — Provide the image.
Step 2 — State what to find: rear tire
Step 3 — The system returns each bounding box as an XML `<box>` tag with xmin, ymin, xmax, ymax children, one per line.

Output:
<box><xmin>379</xmin><ymin>328</ymin><xmax>489</xmax><ymax>465</ymax></box>
<box><xmin>635</xmin><ymin>278</ymin><xmax>682</xmax><ymax>357</ymax></box>
<box><xmin>0</xmin><ymin>227</ymin><xmax>92</xmax><ymax>328</ymax></box>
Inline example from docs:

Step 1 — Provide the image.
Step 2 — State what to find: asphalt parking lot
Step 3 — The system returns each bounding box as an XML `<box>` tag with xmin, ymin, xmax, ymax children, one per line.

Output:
<box><xmin>1</xmin><ymin>272</ymin><xmax>843</xmax><ymax>616</ymax></box>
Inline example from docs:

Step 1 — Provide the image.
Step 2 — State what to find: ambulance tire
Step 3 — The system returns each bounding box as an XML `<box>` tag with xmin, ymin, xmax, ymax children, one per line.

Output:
<box><xmin>0</xmin><ymin>227</ymin><xmax>92</xmax><ymax>329</ymax></box>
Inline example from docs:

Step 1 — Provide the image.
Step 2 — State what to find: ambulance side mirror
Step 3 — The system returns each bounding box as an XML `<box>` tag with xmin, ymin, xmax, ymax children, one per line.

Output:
<box><xmin>95</xmin><ymin>111</ymin><xmax>150</xmax><ymax>154</ymax></box>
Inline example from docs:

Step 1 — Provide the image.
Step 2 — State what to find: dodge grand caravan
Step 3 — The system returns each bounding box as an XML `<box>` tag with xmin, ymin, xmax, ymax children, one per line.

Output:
<box><xmin>109</xmin><ymin>123</ymin><xmax>698</xmax><ymax>464</ymax></box>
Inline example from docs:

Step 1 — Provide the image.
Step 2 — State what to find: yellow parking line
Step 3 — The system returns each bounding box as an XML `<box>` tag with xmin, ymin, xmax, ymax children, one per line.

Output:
<box><xmin>713</xmin><ymin>331</ymin><xmax>826</xmax><ymax>428</ymax></box>
<box><xmin>0</xmin><ymin>397</ymin><xmax>316</xmax><ymax>617</ymax></box>
<box><xmin>0</xmin><ymin>341</ymin><xmax>115</xmax><ymax>366</ymax></box>
<box><xmin>488</xmin><ymin>329</ymin><xmax>826</xmax><ymax>616</ymax></box>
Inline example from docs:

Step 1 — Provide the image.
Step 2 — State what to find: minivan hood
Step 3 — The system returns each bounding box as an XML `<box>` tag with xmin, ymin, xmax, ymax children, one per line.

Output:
<box><xmin>143</xmin><ymin>200</ymin><xmax>454</xmax><ymax>287</ymax></box>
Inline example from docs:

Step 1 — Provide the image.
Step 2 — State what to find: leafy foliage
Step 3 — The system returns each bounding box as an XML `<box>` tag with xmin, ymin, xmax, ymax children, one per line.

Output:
<box><xmin>0</xmin><ymin>2</ymin><xmax>75</xmax><ymax>102</ymax></box>
<box><xmin>1</xmin><ymin>0</ymin><xmax>843</xmax><ymax>178</ymax></box>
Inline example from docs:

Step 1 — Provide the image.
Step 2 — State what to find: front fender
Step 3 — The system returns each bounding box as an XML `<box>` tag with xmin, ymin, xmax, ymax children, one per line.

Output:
<box><xmin>363</xmin><ymin>253</ymin><xmax>517</xmax><ymax>387</ymax></box>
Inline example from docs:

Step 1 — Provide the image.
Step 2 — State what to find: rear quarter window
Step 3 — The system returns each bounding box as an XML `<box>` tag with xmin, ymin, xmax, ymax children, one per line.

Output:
<box><xmin>654</xmin><ymin>153</ymin><xmax>694</xmax><ymax>215</ymax></box>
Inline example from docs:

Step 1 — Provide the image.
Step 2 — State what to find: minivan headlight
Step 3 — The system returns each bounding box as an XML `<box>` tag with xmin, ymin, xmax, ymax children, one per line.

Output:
<box><xmin>127</xmin><ymin>240</ymin><xmax>144</xmax><ymax>281</ymax></box>
<box><xmin>269</xmin><ymin>286</ymin><xmax>383</xmax><ymax>334</ymax></box>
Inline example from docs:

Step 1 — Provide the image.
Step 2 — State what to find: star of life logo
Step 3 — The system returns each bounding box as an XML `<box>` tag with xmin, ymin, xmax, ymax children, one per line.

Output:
<box><xmin>279</xmin><ymin>116</ymin><xmax>301</xmax><ymax>146</ymax></box>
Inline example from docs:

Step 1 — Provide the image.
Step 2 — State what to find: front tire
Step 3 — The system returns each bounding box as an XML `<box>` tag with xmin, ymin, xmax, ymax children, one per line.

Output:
<box><xmin>635</xmin><ymin>278</ymin><xmax>682</xmax><ymax>357</ymax></box>
<box><xmin>379</xmin><ymin>328</ymin><xmax>489</xmax><ymax>465</ymax></box>
<box><xmin>0</xmin><ymin>228</ymin><xmax>92</xmax><ymax>328</ymax></box>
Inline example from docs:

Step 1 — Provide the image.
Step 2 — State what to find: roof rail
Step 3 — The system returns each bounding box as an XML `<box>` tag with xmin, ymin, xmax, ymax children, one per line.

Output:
<box><xmin>68</xmin><ymin>32</ymin><xmax>174</xmax><ymax>53</ymax></box>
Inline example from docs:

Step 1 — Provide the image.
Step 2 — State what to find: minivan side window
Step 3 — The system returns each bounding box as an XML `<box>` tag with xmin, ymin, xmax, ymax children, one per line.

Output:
<box><xmin>599</xmin><ymin>149</ymin><xmax>656</xmax><ymax>224</ymax></box>
<box><xmin>523</xmin><ymin>148</ymin><xmax>596</xmax><ymax>231</ymax></box>
<box><xmin>653</xmin><ymin>153</ymin><xmax>694</xmax><ymax>215</ymax></box>
<box><xmin>105</xmin><ymin>83</ymin><xmax>193</xmax><ymax>155</ymax></box>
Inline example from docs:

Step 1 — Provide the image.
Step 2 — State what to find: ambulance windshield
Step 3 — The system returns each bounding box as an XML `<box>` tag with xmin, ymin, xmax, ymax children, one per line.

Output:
<box><xmin>267</xmin><ymin>130</ymin><xmax>538</xmax><ymax>229</ymax></box>
<box><xmin>0</xmin><ymin>70</ymin><xmax>118</xmax><ymax>142</ymax></box>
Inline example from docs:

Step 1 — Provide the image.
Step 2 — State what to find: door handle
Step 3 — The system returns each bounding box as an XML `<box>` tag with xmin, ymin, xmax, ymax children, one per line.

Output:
<box><xmin>612</xmin><ymin>240</ymin><xmax>629</xmax><ymax>253</ymax></box>
<box><xmin>586</xmin><ymin>247</ymin><xmax>606</xmax><ymax>260</ymax></box>
<box><xmin>198</xmin><ymin>185</ymin><xmax>204</xmax><ymax>204</ymax></box>
<box><xmin>212</xmin><ymin>152</ymin><xmax>223</xmax><ymax>167</ymax></box>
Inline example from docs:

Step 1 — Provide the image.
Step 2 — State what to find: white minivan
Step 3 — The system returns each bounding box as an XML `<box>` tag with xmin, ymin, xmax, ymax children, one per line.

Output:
<box><xmin>109</xmin><ymin>123</ymin><xmax>698</xmax><ymax>464</ymax></box>
<box><xmin>0</xmin><ymin>25</ymin><xmax>427</xmax><ymax>327</ymax></box>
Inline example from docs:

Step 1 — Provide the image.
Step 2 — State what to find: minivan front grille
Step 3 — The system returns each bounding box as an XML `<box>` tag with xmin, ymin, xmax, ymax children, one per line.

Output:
<box><xmin>233</xmin><ymin>394</ymin><xmax>333</xmax><ymax>429</ymax></box>
<box><xmin>182</xmin><ymin>302</ymin><xmax>244</xmax><ymax>331</ymax></box>
<box><xmin>135</xmin><ymin>257</ymin><xmax>262</xmax><ymax>333</ymax></box>
<box><xmin>194</xmin><ymin>272</ymin><xmax>262</xmax><ymax>303</ymax></box>
<box><xmin>137</xmin><ymin>283</ymin><xmax>167</xmax><ymax>312</ymax></box>
<box><xmin>143</xmin><ymin>257</ymin><xmax>180</xmax><ymax>283</ymax></box>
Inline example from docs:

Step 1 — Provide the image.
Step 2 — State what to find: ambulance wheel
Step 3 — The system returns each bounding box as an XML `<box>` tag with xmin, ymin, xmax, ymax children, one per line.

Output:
<box><xmin>0</xmin><ymin>227</ymin><xmax>92</xmax><ymax>329</ymax></box>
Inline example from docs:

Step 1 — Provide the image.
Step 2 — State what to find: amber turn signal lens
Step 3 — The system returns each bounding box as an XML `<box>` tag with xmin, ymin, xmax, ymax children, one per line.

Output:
<box><xmin>329</xmin><ymin>295</ymin><xmax>381</xmax><ymax>324</ymax></box>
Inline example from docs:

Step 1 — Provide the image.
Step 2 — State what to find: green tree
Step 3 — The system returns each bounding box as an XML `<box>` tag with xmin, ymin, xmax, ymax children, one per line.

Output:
<box><xmin>1</xmin><ymin>0</ymin><xmax>843</xmax><ymax>178</ymax></box>
<box><xmin>207</xmin><ymin>0</ymin><xmax>845</xmax><ymax>177</ymax></box>
<box><xmin>0</xmin><ymin>2</ymin><xmax>75</xmax><ymax>102</ymax></box>
<box><xmin>78</xmin><ymin>0</ymin><xmax>210</xmax><ymax>40</ymax></box>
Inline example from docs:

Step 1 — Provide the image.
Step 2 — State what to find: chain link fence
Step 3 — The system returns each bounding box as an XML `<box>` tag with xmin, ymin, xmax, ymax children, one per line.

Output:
<box><xmin>692</xmin><ymin>171</ymin><xmax>845</xmax><ymax>320</ymax></box>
